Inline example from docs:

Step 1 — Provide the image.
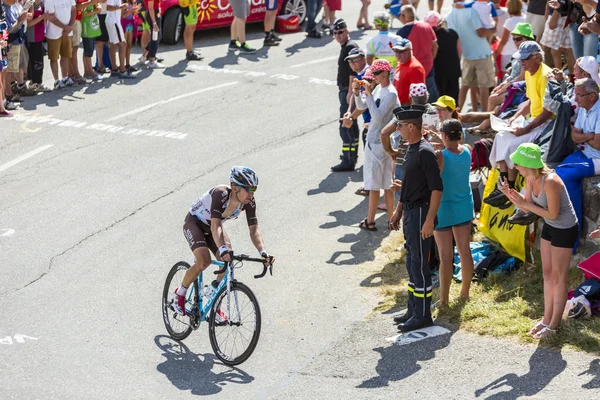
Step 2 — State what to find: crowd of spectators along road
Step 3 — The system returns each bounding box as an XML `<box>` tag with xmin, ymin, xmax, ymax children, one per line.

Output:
<box><xmin>330</xmin><ymin>0</ymin><xmax>600</xmax><ymax>338</ymax></box>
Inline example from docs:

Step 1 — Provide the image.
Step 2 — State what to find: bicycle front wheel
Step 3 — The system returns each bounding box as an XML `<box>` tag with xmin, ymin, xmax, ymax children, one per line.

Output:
<box><xmin>162</xmin><ymin>261</ymin><xmax>195</xmax><ymax>341</ymax></box>
<box><xmin>208</xmin><ymin>282</ymin><xmax>261</xmax><ymax>366</ymax></box>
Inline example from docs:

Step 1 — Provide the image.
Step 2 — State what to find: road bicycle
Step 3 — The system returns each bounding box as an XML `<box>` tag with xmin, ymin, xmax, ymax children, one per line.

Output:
<box><xmin>162</xmin><ymin>253</ymin><xmax>272</xmax><ymax>365</ymax></box>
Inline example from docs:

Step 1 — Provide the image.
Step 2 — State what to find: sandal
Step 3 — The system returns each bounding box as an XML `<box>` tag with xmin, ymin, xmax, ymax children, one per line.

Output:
<box><xmin>527</xmin><ymin>321</ymin><xmax>548</xmax><ymax>336</ymax></box>
<box><xmin>359</xmin><ymin>219</ymin><xmax>377</xmax><ymax>231</ymax></box>
<box><xmin>377</xmin><ymin>204</ymin><xmax>387</xmax><ymax>211</ymax></box>
<box><xmin>355</xmin><ymin>187</ymin><xmax>369</xmax><ymax>196</ymax></box>
<box><xmin>532</xmin><ymin>326</ymin><xmax>556</xmax><ymax>339</ymax></box>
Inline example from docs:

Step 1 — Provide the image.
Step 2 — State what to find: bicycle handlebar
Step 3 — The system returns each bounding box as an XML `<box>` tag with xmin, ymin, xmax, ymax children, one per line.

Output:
<box><xmin>213</xmin><ymin>253</ymin><xmax>273</xmax><ymax>279</ymax></box>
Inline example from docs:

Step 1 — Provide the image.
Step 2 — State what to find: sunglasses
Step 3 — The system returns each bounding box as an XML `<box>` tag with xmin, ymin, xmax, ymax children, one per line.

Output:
<box><xmin>242</xmin><ymin>186</ymin><xmax>257</xmax><ymax>193</ymax></box>
<box><xmin>333</xmin><ymin>30</ymin><xmax>346</xmax><ymax>35</ymax></box>
<box><xmin>348</xmin><ymin>57</ymin><xmax>364</xmax><ymax>63</ymax></box>
<box><xmin>575</xmin><ymin>92</ymin><xmax>592</xmax><ymax>98</ymax></box>
<box><xmin>372</xmin><ymin>70</ymin><xmax>385</xmax><ymax>76</ymax></box>
<box><xmin>512</xmin><ymin>36</ymin><xmax>524</xmax><ymax>42</ymax></box>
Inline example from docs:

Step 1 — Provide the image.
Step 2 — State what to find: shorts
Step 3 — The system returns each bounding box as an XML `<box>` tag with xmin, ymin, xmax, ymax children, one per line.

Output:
<box><xmin>47</xmin><ymin>37</ymin><xmax>72</xmax><ymax>61</ymax></box>
<box><xmin>462</xmin><ymin>55</ymin><xmax>495</xmax><ymax>88</ymax></box>
<box><xmin>97</xmin><ymin>14</ymin><xmax>110</xmax><ymax>42</ymax></box>
<box><xmin>141</xmin><ymin>10</ymin><xmax>161</xmax><ymax>31</ymax></box>
<box><xmin>540</xmin><ymin>16</ymin><xmax>571</xmax><ymax>50</ymax></box>
<box><xmin>325</xmin><ymin>0</ymin><xmax>341</xmax><ymax>11</ymax></box>
<box><xmin>0</xmin><ymin>58</ymin><xmax>5</xmax><ymax>72</ymax></box>
<box><xmin>435</xmin><ymin>219</ymin><xmax>472</xmax><ymax>232</ymax></box>
<box><xmin>363</xmin><ymin>141</ymin><xmax>394</xmax><ymax>191</ymax></box>
<box><xmin>6</xmin><ymin>44</ymin><xmax>21</xmax><ymax>73</ymax></box>
<box><xmin>183</xmin><ymin>4</ymin><xmax>198</xmax><ymax>25</ymax></box>
<box><xmin>266</xmin><ymin>0</ymin><xmax>278</xmax><ymax>11</ymax></box>
<box><xmin>106</xmin><ymin>20</ymin><xmax>126</xmax><ymax>44</ymax></box>
<box><xmin>71</xmin><ymin>20</ymin><xmax>82</xmax><ymax>47</ymax></box>
<box><xmin>541</xmin><ymin>222</ymin><xmax>578</xmax><ymax>248</ymax></box>
<box><xmin>183</xmin><ymin>213</ymin><xmax>218</xmax><ymax>255</ymax></box>
<box><xmin>82</xmin><ymin>37</ymin><xmax>96</xmax><ymax>57</ymax></box>
<box><xmin>230</xmin><ymin>0</ymin><xmax>250</xmax><ymax>19</ymax></box>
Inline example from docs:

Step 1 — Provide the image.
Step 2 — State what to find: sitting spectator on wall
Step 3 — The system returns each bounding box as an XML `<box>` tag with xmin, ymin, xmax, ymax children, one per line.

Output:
<box><xmin>484</xmin><ymin>41</ymin><xmax>554</xmax><ymax>208</ymax></box>
<box><xmin>555</xmin><ymin>78</ymin><xmax>600</xmax><ymax>252</ymax></box>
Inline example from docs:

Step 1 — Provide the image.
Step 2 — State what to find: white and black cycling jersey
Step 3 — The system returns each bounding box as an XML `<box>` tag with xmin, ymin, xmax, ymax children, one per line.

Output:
<box><xmin>189</xmin><ymin>185</ymin><xmax>257</xmax><ymax>227</ymax></box>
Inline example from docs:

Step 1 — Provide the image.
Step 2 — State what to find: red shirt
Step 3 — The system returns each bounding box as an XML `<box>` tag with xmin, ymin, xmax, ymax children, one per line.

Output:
<box><xmin>397</xmin><ymin>21</ymin><xmax>437</xmax><ymax>75</ymax></box>
<box><xmin>393</xmin><ymin>57</ymin><xmax>426</xmax><ymax>105</ymax></box>
<box><xmin>76</xmin><ymin>0</ymin><xmax>84</xmax><ymax>21</ymax></box>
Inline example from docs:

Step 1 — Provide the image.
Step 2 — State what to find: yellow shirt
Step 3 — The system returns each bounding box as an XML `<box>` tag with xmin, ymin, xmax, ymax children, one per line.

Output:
<box><xmin>525</xmin><ymin>63</ymin><xmax>552</xmax><ymax>119</ymax></box>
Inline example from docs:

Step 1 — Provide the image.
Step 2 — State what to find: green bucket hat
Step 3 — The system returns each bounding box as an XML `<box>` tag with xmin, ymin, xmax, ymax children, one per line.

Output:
<box><xmin>510</xmin><ymin>143</ymin><xmax>544</xmax><ymax>169</ymax></box>
<box><xmin>511</xmin><ymin>22</ymin><xmax>535</xmax><ymax>40</ymax></box>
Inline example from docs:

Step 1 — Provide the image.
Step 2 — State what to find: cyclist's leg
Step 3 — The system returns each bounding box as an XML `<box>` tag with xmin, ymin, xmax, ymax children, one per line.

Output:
<box><xmin>182</xmin><ymin>214</ymin><xmax>214</xmax><ymax>289</ymax></box>
<box><xmin>209</xmin><ymin>230</ymin><xmax>230</xmax><ymax>282</ymax></box>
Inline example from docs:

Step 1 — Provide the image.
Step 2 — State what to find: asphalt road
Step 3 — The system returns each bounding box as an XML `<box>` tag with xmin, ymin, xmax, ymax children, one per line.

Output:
<box><xmin>1</xmin><ymin>1</ymin><xmax>600</xmax><ymax>399</ymax></box>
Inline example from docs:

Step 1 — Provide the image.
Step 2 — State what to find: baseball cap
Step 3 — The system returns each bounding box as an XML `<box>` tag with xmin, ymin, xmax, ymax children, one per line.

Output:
<box><xmin>423</xmin><ymin>11</ymin><xmax>441</xmax><ymax>28</ymax></box>
<box><xmin>345</xmin><ymin>48</ymin><xmax>365</xmax><ymax>61</ymax></box>
<box><xmin>577</xmin><ymin>56</ymin><xmax>600</xmax><ymax>85</ymax></box>
<box><xmin>511</xmin><ymin>22</ymin><xmax>535</xmax><ymax>40</ymax></box>
<box><xmin>433</xmin><ymin>95</ymin><xmax>457</xmax><ymax>110</ymax></box>
<box><xmin>409</xmin><ymin>83</ymin><xmax>428</xmax><ymax>98</ymax></box>
<box><xmin>512</xmin><ymin>40</ymin><xmax>542</xmax><ymax>60</ymax></box>
<box><xmin>393</xmin><ymin>104</ymin><xmax>426</xmax><ymax>121</ymax></box>
<box><xmin>333</xmin><ymin>18</ymin><xmax>347</xmax><ymax>31</ymax></box>
<box><xmin>510</xmin><ymin>143</ymin><xmax>544</xmax><ymax>169</ymax></box>
<box><xmin>363</xmin><ymin>69</ymin><xmax>375</xmax><ymax>81</ymax></box>
<box><xmin>370</xmin><ymin>59</ymin><xmax>392</xmax><ymax>72</ymax></box>
<box><xmin>392</xmin><ymin>37</ymin><xmax>412</xmax><ymax>51</ymax></box>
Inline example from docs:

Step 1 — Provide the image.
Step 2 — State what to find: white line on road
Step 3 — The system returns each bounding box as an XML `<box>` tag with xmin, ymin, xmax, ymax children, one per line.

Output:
<box><xmin>1</xmin><ymin>229</ymin><xmax>15</xmax><ymax>237</ymax></box>
<box><xmin>290</xmin><ymin>56</ymin><xmax>338</xmax><ymax>69</ymax></box>
<box><xmin>0</xmin><ymin>145</ymin><xmax>53</xmax><ymax>174</ymax></box>
<box><xmin>107</xmin><ymin>81</ymin><xmax>239</xmax><ymax>122</ymax></box>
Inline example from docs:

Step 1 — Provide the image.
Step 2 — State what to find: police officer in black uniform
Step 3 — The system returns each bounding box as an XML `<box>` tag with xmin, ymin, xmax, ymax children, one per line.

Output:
<box><xmin>389</xmin><ymin>105</ymin><xmax>444</xmax><ymax>332</ymax></box>
<box><xmin>332</xmin><ymin>18</ymin><xmax>360</xmax><ymax>172</ymax></box>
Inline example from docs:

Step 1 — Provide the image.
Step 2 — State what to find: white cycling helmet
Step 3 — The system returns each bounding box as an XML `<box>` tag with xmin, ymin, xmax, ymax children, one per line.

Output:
<box><xmin>230</xmin><ymin>166</ymin><xmax>259</xmax><ymax>187</ymax></box>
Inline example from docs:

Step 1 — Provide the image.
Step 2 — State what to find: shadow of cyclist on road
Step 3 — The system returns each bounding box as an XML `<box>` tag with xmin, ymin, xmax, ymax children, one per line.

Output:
<box><xmin>154</xmin><ymin>335</ymin><xmax>254</xmax><ymax>395</ymax></box>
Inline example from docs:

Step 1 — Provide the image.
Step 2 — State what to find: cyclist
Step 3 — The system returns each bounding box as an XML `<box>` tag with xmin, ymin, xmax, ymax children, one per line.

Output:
<box><xmin>174</xmin><ymin>166</ymin><xmax>275</xmax><ymax>315</ymax></box>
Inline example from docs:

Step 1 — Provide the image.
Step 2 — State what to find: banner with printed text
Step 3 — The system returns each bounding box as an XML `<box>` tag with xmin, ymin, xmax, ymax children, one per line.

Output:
<box><xmin>478</xmin><ymin>169</ymin><xmax>527</xmax><ymax>261</ymax></box>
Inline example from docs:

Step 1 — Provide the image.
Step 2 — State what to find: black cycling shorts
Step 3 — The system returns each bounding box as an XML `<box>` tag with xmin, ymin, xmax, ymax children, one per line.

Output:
<box><xmin>541</xmin><ymin>222</ymin><xmax>578</xmax><ymax>249</ymax></box>
<box><xmin>183</xmin><ymin>213</ymin><xmax>218</xmax><ymax>255</ymax></box>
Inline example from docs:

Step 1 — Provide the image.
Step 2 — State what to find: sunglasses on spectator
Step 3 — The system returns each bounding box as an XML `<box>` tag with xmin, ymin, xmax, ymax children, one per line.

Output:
<box><xmin>575</xmin><ymin>92</ymin><xmax>593</xmax><ymax>98</ymax></box>
<box><xmin>512</xmin><ymin>36</ymin><xmax>525</xmax><ymax>42</ymax></box>
<box><xmin>333</xmin><ymin>30</ymin><xmax>346</xmax><ymax>35</ymax></box>
<box><xmin>372</xmin><ymin>70</ymin><xmax>385</xmax><ymax>76</ymax></box>
<box><xmin>348</xmin><ymin>57</ymin><xmax>364</xmax><ymax>63</ymax></box>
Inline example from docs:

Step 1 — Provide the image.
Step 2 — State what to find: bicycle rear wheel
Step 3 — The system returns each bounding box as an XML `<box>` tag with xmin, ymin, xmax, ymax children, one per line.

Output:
<box><xmin>162</xmin><ymin>261</ymin><xmax>196</xmax><ymax>341</ymax></box>
<box><xmin>208</xmin><ymin>282</ymin><xmax>261</xmax><ymax>366</ymax></box>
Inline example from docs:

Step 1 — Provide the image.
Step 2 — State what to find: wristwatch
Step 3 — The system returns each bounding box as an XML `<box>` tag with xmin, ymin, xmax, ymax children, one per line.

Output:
<box><xmin>348</xmin><ymin>116</ymin><xmax>354</xmax><ymax>122</ymax></box>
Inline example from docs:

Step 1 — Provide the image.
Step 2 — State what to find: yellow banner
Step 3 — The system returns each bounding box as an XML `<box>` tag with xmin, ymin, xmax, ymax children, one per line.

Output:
<box><xmin>478</xmin><ymin>169</ymin><xmax>527</xmax><ymax>261</ymax></box>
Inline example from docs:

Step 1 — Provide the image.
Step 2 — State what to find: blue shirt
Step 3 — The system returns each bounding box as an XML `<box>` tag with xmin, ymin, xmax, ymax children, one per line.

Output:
<box><xmin>575</xmin><ymin>99</ymin><xmax>600</xmax><ymax>159</ymax></box>
<box><xmin>436</xmin><ymin>147</ymin><xmax>475</xmax><ymax>228</ymax></box>
<box><xmin>1</xmin><ymin>3</ymin><xmax>25</xmax><ymax>45</ymax></box>
<box><xmin>445</xmin><ymin>8</ymin><xmax>491</xmax><ymax>60</ymax></box>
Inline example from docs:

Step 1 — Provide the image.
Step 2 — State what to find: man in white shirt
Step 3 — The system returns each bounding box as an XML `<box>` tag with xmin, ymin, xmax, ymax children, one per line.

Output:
<box><xmin>105</xmin><ymin>0</ymin><xmax>134</xmax><ymax>78</ymax></box>
<box><xmin>45</xmin><ymin>0</ymin><xmax>77</xmax><ymax>89</ymax></box>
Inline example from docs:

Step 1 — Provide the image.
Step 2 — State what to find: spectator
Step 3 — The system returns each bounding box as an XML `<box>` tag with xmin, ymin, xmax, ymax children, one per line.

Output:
<box><xmin>26</xmin><ymin>0</ymin><xmax>51</xmax><ymax>92</ymax></box>
<box><xmin>96</xmin><ymin>0</ymin><xmax>110</xmax><ymax>73</ymax></box>
<box><xmin>141</xmin><ymin>0</ymin><xmax>163</xmax><ymax>68</ymax></box>
<box><xmin>492</xmin><ymin>0</ymin><xmax>507</xmax><ymax>39</ymax></box>
<box><xmin>424</xmin><ymin>11</ymin><xmax>461</xmax><ymax>102</ymax></box>
<box><xmin>0</xmin><ymin>25</ymin><xmax>11</xmax><ymax>116</ymax></box>
<box><xmin>353</xmin><ymin>60</ymin><xmax>399</xmax><ymax>230</ymax></box>
<box><xmin>485</xmin><ymin>41</ymin><xmax>554</xmax><ymax>207</ymax></box>
<box><xmin>180</xmin><ymin>0</ymin><xmax>203</xmax><ymax>58</ymax></box>
<box><xmin>434</xmin><ymin>119</ymin><xmax>474</xmax><ymax>306</ymax></box>
<box><xmin>70</xmin><ymin>0</ymin><xmax>87</xmax><ymax>84</ymax></box>
<box><xmin>433</xmin><ymin>95</ymin><xmax>459</xmax><ymax>126</ymax></box>
<box><xmin>228</xmin><ymin>0</ymin><xmax>256</xmax><ymax>53</ymax></box>
<box><xmin>2</xmin><ymin>0</ymin><xmax>34</xmax><ymax>100</ymax></box>
<box><xmin>323</xmin><ymin>0</ymin><xmax>340</xmax><ymax>34</ymax></box>
<box><xmin>389</xmin><ymin>105</ymin><xmax>443</xmax><ymax>332</ymax></box>
<box><xmin>121</xmin><ymin>0</ymin><xmax>142</xmax><ymax>68</ymax></box>
<box><xmin>106</xmin><ymin>0</ymin><xmax>135</xmax><ymax>78</ymax></box>
<box><xmin>45</xmin><ymin>0</ymin><xmax>76</xmax><ymax>89</ymax></box>
<box><xmin>365</xmin><ymin>12</ymin><xmax>400</xmax><ymax>70</ymax></box>
<box><xmin>80</xmin><ymin>0</ymin><xmax>103</xmax><ymax>80</ymax></box>
<box><xmin>525</xmin><ymin>0</ymin><xmax>547</xmax><ymax>41</ymax></box>
<box><xmin>502</xmin><ymin>143</ymin><xmax>578</xmax><ymax>339</ymax></box>
<box><xmin>555</xmin><ymin>78</ymin><xmax>600</xmax><ymax>251</ymax></box>
<box><xmin>397</xmin><ymin>5</ymin><xmax>439</xmax><ymax>101</ymax></box>
<box><xmin>332</xmin><ymin>18</ymin><xmax>359</xmax><ymax>172</ymax></box>
<box><xmin>357</xmin><ymin>0</ymin><xmax>372</xmax><ymax>30</ymax></box>
<box><xmin>569</xmin><ymin>0</ymin><xmax>598</xmax><ymax>59</ymax></box>
<box><xmin>392</xmin><ymin>37</ymin><xmax>426</xmax><ymax>106</ymax></box>
<box><xmin>493</xmin><ymin>0</ymin><xmax>525</xmax><ymax>76</ymax></box>
<box><xmin>263</xmin><ymin>0</ymin><xmax>282</xmax><ymax>46</ymax></box>
<box><xmin>540</xmin><ymin>0</ymin><xmax>575</xmax><ymax>76</ymax></box>
<box><xmin>305</xmin><ymin>0</ymin><xmax>323</xmax><ymax>38</ymax></box>
<box><xmin>446</xmin><ymin>0</ymin><xmax>495</xmax><ymax>111</ymax></box>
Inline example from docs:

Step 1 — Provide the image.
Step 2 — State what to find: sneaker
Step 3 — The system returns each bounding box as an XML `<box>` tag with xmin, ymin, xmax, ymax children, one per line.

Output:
<box><xmin>62</xmin><ymin>77</ymin><xmax>76</xmax><ymax>86</ymax></box>
<box><xmin>54</xmin><ymin>79</ymin><xmax>66</xmax><ymax>90</ymax></box>
<box><xmin>84</xmin><ymin>74</ymin><xmax>104</xmax><ymax>81</ymax></box>
<box><xmin>126</xmin><ymin>65</ymin><xmax>139</xmax><ymax>72</ymax></box>
<box><xmin>214</xmin><ymin>309</ymin><xmax>229</xmax><ymax>325</ymax></box>
<box><xmin>270</xmin><ymin>31</ymin><xmax>282</xmax><ymax>41</ymax></box>
<box><xmin>5</xmin><ymin>101</ymin><xmax>18</xmax><ymax>111</ymax></box>
<box><xmin>110</xmin><ymin>69</ymin><xmax>121</xmax><ymax>77</ymax></box>
<box><xmin>138</xmin><ymin>55</ymin><xmax>147</xmax><ymax>64</ymax></box>
<box><xmin>239</xmin><ymin>43</ymin><xmax>257</xmax><ymax>53</ymax></box>
<box><xmin>146</xmin><ymin>61</ymin><xmax>165</xmax><ymax>69</ymax></box>
<box><xmin>0</xmin><ymin>110</ymin><xmax>13</xmax><ymax>117</ymax></box>
<box><xmin>74</xmin><ymin>77</ymin><xmax>88</xmax><ymax>85</ymax></box>
<box><xmin>6</xmin><ymin>94</ymin><xmax>21</xmax><ymax>103</ymax></box>
<box><xmin>33</xmin><ymin>83</ymin><xmax>53</xmax><ymax>92</ymax></box>
<box><xmin>228</xmin><ymin>41</ymin><xmax>240</xmax><ymax>51</ymax></box>
<box><xmin>264</xmin><ymin>35</ymin><xmax>280</xmax><ymax>46</ymax></box>
<box><xmin>186</xmin><ymin>51</ymin><xmax>204</xmax><ymax>61</ymax></box>
<box><xmin>157</xmin><ymin>57</ymin><xmax>165</xmax><ymax>63</ymax></box>
<box><xmin>307</xmin><ymin>30</ymin><xmax>323</xmax><ymax>38</ymax></box>
<box><xmin>483</xmin><ymin>187</ymin><xmax>510</xmax><ymax>207</ymax></box>
<box><xmin>17</xmin><ymin>84</ymin><xmax>37</xmax><ymax>96</ymax></box>
<box><xmin>172</xmin><ymin>288</ymin><xmax>186</xmax><ymax>316</ymax></box>
<box><xmin>119</xmin><ymin>70</ymin><xmax>137</xmax><ymax>79</ymax></box>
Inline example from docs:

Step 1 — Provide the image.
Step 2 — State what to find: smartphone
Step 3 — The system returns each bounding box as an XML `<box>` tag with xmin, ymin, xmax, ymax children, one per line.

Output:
<box><xmin>497</xmin><ymin>176</ymin><xmax>503</xmax><ymax>186</ymax></box>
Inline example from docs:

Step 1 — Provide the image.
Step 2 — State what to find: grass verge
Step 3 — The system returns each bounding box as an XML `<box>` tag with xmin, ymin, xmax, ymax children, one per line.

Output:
<box><xmin>370</xmin><ymin>230</ymin><xmax>600</xmax><ymax>354</ymax></box>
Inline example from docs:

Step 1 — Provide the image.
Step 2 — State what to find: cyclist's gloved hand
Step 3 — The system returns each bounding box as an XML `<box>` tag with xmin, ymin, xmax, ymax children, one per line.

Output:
<box><xmin>219</xmin><ymin>245</ymin><xmax>233</xmax><ymax>262</ymax></box>
<box><xmin>260</xmin><ymin>250</ymin><xmax>275</xmax><ymax>267</ymax></box>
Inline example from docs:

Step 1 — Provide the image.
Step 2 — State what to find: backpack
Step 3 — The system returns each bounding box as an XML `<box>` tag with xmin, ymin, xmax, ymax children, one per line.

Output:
<box><xmin>543</xmin><ymin>82</ymin><xmax>576</xmax><ymax>168</ymax></box>
<box><xmin>471</xmin><ymin>138</ymin><xmax>493</xmax><ymax>171</ymax></box>
<box><xmin>474</xmin><ymin>250</ymin><xmax>510</xmax><ymax>281</ymax></box>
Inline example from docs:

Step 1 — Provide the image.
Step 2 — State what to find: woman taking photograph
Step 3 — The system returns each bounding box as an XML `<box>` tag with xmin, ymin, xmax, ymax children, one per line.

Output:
<box><xmin>434</xmin><ymin>119</ymin><xmax>475</xmax><ymax>306</ymax></box>
<box><xmin>500</xmin><ymin>143</ymin><xmax>578</xmax><ymax>339</ymax></box>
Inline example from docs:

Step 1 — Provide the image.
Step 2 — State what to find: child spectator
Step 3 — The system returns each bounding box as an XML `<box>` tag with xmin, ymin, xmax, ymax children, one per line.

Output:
<box><xmin>44</xmin><ymin>0</ymin><xmax>77</xmax><ymax>89</ymax></box>
<box><xmin>70</xmin><ymin>0</ymin><xmax>87</xmax><ymax>84</ymax></box>
<box><xmin>80</xmin><ymin>0</ymin><xmax>103</xmax><ymax>80</ymax></box>
<box><xmin>106</xmin><ymin>0</ymin><xmax>135</xmax><ymax>78</ymax></box>
<box><xmin>120</xmin><ymin>0</ymin><xmax>140</xmax><ymax>71</ymax></box>
<box><xmin>26</xmin><ymin>0</ymin><xmax>51</xmax><ymax>92</ymax></box>
<box><xmin>0</xmin><ymin>21</ymin><xmax>11</xmax><ymax>116</ymax></box>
